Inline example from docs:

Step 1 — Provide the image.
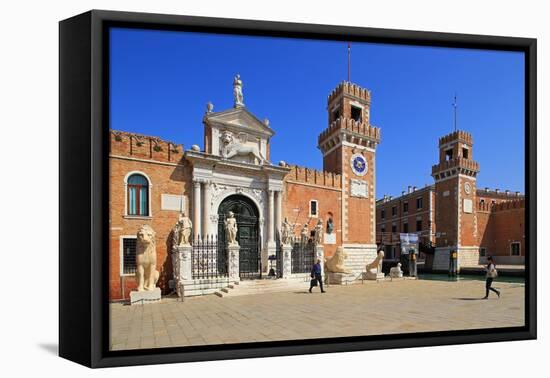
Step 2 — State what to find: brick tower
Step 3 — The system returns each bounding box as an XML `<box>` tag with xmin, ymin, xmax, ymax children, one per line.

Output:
<box><xmin>318</xmin><ymin>82</ymin><xmax>381</xmax><ymax>279</ymax></box>
<box><xmin>431</xmin><ymin>130</ymin><xmax>480</xmax><ymax>271</ymax></box>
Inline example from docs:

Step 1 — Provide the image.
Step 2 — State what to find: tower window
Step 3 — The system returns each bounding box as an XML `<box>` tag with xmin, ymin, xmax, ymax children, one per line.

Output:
<box><xmin>351</xmin><ymin>106</ymin><xmax>362</xmax><ymax>122</ymax></box>
<box><xmin>332</xmin><ymin>109</ymin><xmax>340</xmax><ymax>122</ymax></box>
<box><xmin>445</xmin><ymin>149</ymin><xmax>453</xmax><ymax>161</ymax></box>
<box><xmin>462</xmin><ymin>148</ymin><xmax>469</xmax><ymax>159</ymax></box>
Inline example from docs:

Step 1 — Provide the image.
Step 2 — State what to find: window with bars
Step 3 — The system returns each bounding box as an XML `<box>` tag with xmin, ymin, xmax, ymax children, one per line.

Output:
<box><xmin>127</xmin><ymin>174</ymin><xmax>149</xmax><ymax>216</ymax></box>
<box><xmin>510</xmin><ymin>242</ymin><xmax>520</xmax><ymax>256</ymax></box>
<box><xmin>122</xmin><ymin>238</ymin><xmax>137</xmax><ymax>275</ymax></box>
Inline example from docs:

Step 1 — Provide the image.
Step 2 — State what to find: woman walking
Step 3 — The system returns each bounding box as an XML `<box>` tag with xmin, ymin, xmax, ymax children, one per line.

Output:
<box><xmin>483</xmin><ymin>256</ymin><xmax>500</xmax><ymax>299</ymax></box>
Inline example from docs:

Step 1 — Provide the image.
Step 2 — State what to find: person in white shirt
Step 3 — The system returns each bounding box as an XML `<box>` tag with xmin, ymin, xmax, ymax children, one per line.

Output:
<box><xmin>483</xmin><ymin>256</ymin><xmax>501</xmax><ymax>299</ymax></box>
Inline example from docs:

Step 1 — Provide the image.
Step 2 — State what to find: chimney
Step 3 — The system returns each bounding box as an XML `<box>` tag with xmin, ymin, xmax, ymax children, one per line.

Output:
<box><xmin>389</xmin><ymin>196</ymin><xmax>393</xmax><ymax>200</ymax></box>
<box><xmin>495</xmin><ymin>188</ymin><xmax>500</xmax><ymax>194</ymax></box>
<box><xmin>413</xmin><ymin>186</ymin><xmax>417</xmax><ymax>192</ymax></box>
<box><xmin>505</xmin><ymin>190</ymin><xmax>510</xmax><ymax>195</ymax></box>
<box><xmin>515</xmin><ymin>191</ymin><xmax>520</xmax><ymax>197</ymax></box>
<box><xmin>402</xmin><ymin>191</ymin><xmax>406</xmax><ymax>196</ymax></box>
<box><xmin>408</xmin><ymin>185</ymin><xmax>412</xmax><ymax>194</ymax></box>
<box><xmin>485</xmin><ymin>187</ymin><xmax>489</xmax><ymax>192</ymax></box>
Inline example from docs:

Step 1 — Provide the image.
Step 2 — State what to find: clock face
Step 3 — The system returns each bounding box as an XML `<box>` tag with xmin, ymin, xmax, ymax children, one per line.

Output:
<box><xmin>350</xmin><ymin>154</ymin><xmax>368</xmax><ymax>176</ymax></box>
<box><xmin>464</xmin><ymin>182</ymin><xmax>471</xmax><ymax>195</ymax></box>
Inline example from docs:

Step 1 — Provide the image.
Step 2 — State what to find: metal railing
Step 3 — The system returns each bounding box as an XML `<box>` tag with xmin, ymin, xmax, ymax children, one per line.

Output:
<box><xmin>191</xmin><ymin>235</ymin><xmax>228</xmax><ymax>279</ymax></box>
<box><xmin>291</xmin><ymin>241</ymin><xmax>315</xmax><ymax>274</ymax></box>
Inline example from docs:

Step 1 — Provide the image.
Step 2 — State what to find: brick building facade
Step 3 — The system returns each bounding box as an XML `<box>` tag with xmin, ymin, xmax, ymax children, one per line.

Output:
<box><xmin>375</xmin><ymin>130</ymin><xmax>525</xmax><ymax>271</ymax></box>
<box><xmin>109</xmin><ymin>80</ymin><xmax>380</xmax><ymax>301</ymax></box>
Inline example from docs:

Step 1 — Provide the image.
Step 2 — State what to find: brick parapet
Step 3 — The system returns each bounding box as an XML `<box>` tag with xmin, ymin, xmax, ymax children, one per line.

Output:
<box><xmin>431</xmin><ymin>157</ymin><xmax>480</xmax><ymax>176</ymax></box>
<box><xmin>438</xmin><ymin>130</ymin><xmax>473</xmax><ymax>146</ymax></box>
<box><xmin>327</xmin><ymin>81</ymin><xmax>371</xmax><ymax>105</ymax></box>
<box><xmin>285</xmin><ymin>165</ymin><xmax>342</xmax><ymax>189</ymax></box>
<box><xmin>110</xmin><ymin>130</ymin><xmax>184</xmax><ymax>163</ymax></box>
<box><xmin>318</xmin><ymin>116</ymin><xmax>381</xmax><ymax>146</ymax></box>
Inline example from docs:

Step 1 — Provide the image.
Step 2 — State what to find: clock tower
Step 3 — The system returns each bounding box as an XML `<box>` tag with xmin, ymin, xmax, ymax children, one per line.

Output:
<box><xmin>431</xmin><ymin>130</ymin><xmax>481</xmax><ymax>271</ymax></box>
<box><xmin>318</xmin><ymin>82</ymin><xmax>381</xmax><ymax>277</ymax></box>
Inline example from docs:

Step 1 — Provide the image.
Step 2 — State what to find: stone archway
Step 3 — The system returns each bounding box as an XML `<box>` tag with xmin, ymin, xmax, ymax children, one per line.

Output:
<box><xmin>218</xmin><ymin>195</ymin><xmax>261</xmax><ymax>279</ymax></box>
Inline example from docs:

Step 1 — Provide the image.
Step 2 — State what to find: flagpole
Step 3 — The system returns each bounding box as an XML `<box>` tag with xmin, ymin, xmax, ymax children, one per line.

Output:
<box><xmin>347</xmin><ymin>42</ymin><xmax>351</xmax><ymax>82</ymax></box>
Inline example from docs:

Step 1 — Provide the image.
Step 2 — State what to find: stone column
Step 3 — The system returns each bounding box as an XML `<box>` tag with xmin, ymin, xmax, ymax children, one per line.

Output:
<box><xmin>268</xmin><ymin>190</ymin><xmax>275</xmax><ymax>245</ymax></box>
<box><xmin>228</xmin><ymin>245</ymin><xmax>240</xmax><ymax>281</ymax></box>
<box><xmin>193</xmin><ymin>180</ymin><xmax>202</xmax><ymax>239</ymax></box>
<box><xmin>275</xmin><ymin>191</ymin><xmax>282</xmax><ymax>241</ymax></box>
<box><xmin>282</xmin><ymin>244</ymin><xmax>292</xmax><ymax>278</ymax></box>
<box><xmin>202</xmin><ymin>181</ymin><xmax>211</xmax><ymax>237</ymax></box>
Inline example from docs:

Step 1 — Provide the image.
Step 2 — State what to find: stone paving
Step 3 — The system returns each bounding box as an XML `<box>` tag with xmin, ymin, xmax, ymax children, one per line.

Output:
<box><xmin>109</xmin><ymin>279</ymin><xmax>525</xmax><ymax>351</ymax></box>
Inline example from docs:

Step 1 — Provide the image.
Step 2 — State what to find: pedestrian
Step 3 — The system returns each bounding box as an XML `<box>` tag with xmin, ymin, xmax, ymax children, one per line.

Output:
<box><xmin>309</xmin><ymin>259</ymin><xmax>325</xmax><ymax>293</ymax></box>
<box><xmin>483</xmin><ymin>256</ymin><xmax>500</xmax><ymax>299</ymax></box>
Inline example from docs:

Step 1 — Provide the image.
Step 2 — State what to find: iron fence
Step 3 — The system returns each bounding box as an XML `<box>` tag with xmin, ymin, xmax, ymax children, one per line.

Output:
<box><xmin>191</xmin><ymin>235</ymin><xmax>228</xmax><ymax>279</ymax></box>
<box><xmin>291</xmin><ymin>241</ymin><xmax>315</xmax><ymax>274</ymax></box>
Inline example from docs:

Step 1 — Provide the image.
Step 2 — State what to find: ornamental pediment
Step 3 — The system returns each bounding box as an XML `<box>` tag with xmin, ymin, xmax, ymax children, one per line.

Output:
<box><xmin>204</xmin><ymin>107</ymin><xmax>274</xmax><ymax>138</ymax></box>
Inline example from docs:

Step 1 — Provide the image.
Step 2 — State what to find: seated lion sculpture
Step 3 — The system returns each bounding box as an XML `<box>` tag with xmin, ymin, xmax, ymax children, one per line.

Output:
<box><xmin>135</xmin><ymin>224</ymin><xmax>160</xmax><ymax>292</ymax></box>
<box><xmin>325</xmin><ymin>246</ymin><xmax>352</xmax><ymax>274</ymax></box>
<box><xmin>366</xmin><ymin>250</ymin><xmax>384</xmax><ymax>275</ymax></box>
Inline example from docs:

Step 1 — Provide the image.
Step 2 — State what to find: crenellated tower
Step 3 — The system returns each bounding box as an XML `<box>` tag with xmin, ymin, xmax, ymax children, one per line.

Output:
<box><xmin>318</xmin><ymin>82</ymin><xmax>381</xmax><ymax>275</ymax></box>
<box><xmin>431</xmin><ymin>130</ymin><xmax>481</xmax><ymax>270</ymax></box>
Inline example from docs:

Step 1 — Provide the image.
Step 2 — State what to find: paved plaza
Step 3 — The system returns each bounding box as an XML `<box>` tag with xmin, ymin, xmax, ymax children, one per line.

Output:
<box><xmin>110</xmin><ymin>279</ymin><xmax>525</xmax><ymax>351</ymax></box>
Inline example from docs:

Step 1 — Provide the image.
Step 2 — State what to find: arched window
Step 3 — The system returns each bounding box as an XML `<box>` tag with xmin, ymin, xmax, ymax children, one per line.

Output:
<box><xmin>127</xmin><ymin>174</ymin><xmax>149</xmax><ymax>216</ymax></box>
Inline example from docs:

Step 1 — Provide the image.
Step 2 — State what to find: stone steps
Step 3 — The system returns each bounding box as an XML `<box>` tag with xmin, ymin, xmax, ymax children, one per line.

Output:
<box><xmin>214</xmin><ymin>278</ymin><xmax>310</xmax><ymax>297</ymax></box>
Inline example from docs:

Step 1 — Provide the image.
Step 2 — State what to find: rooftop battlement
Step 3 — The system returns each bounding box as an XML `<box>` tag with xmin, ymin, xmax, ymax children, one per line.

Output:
<box><xmin>328</xmin><ymin>81</ymin><xmax>371</xmax><ymax>105</ymax></box>
<box><xmin>110</xmin><ymin>130</ymin><xmax>183</xmax><ymax>163</ymax></box>
<box><xmin>318</xmin><ymin>116</ymin><xmax>381</xmax><ymax>147</ymax></box>
<box><xmin>439</xmin><ymin>130</ymin><xmax>473</xmax><ymax>147</ymax></box>
<box><xmin>285</xmin><ymin>165</ymin><xmax>342</xmax><ymax>189</ymax></box>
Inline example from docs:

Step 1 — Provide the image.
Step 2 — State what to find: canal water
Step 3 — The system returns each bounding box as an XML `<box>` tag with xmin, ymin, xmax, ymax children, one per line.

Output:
<box><xmin>418</xmin><ymin>273</ymin><xmax>525</xmax><ymax>284</ymax></box>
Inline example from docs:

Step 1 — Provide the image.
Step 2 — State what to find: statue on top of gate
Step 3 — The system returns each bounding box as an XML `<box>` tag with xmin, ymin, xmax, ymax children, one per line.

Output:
<box><xmin>173</xmin><ymin>212</ymin><xmax>193</xmax><ymax>247</ymax></box>
<box><xmin>281</xmin><ymin>217</ymin><xmax>294</xmax><ymax>246</ymax></box>
<box><xmin>225</xmin><ymin>211</ymin><xmax>239</xmax><ymax>246</ymax></box>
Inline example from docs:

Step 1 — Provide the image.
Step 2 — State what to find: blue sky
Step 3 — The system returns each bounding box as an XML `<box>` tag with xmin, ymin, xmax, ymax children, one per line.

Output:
<box><xmin>110</xmin><ymin>28</ymin><xmax>525</xmax><ymax>196</ymax></box>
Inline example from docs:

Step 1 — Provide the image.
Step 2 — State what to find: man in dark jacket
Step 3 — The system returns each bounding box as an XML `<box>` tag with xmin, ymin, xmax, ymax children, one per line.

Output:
<box><xmin>309</xmin><ymin>259</ymin><xmax>325</xmax><ymax>293</ymax></box>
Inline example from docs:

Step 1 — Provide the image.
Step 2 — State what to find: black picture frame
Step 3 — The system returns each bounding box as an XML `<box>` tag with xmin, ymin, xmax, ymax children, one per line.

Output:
<box><xmin>59</xmin><ymin>9</ymin><xmax>537</xmax><ymax>368</ymax></box>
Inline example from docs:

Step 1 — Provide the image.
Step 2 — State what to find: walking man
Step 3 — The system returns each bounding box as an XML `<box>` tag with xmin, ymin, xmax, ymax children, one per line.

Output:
<box><xmin>309</xmin><ymin>258</ymin><xmax>325</xmax><ymax>293</ymax></box>
<box><xmin>483</xmin><ymin>256</ymin><xmax>501</xmax><ymax>299</ymax></box>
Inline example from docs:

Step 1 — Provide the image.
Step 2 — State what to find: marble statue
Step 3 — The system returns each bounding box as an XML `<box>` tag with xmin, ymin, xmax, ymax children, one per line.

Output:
<box><xmin>326</xmin><ymin>217</ymin><xmax>334</xmax><ymax>234</ymax></box>
<box><xmin>233</xmin><ymin>74</ymin><xmax>244</xmax><ymax>107</ymax></box>
<box><xmin>206</xmin><ymin>101</ymin><xmax>214</xmax><ymax>113</ymax></box>
<box><xmin>220</xmin><ymin>130</ymin><xmax>265</xmax><ymax>165</ymax></box>
<box><xmin>365</xmin><ymin>250</ymin><xmax>385</xmax><ymax>280</ymax></box>
<box><xmin>389</xmin><ymin>262</ymin><xmax>403</xmax><ymax>278</ymax></box>
<box><xmin>281</xmin><ymin>217</ymin><xmax>293</xmax><ymax>246</ymax></box>
<box><xmin>300</xmin><ymin>223</ymin><xmax>309</xmax><ymax>245</ymax></box>
<box><xmin>135</xmin><ymin>224</ymin><xmax>160</xmax><ymax>292</ymax></box>
<box><xmin>174</xmin><ymin>212</ymin><xmax>192</xmax><ymax>247</ymax></box>
<box><xmin>225</xmin><ymin>211</ymin><xmax>238</xmax><ymax>246</ymax></box>
<box><xmin>325</xmin><ymin>246</ymin><xmax>351</xmax><ymax>274</ymax></box>
<box><xmin>314</xmin><ymin>218</ymin><xmax>323</xmax><ymax>245</ymax></box>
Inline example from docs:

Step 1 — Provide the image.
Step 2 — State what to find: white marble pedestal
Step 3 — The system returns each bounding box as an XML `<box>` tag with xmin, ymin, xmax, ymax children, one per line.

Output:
<box><xmin>130</xmin><ymin>288</ymin><xmax>161</xmax><ymax>305</ymax></box>
<box><xmin>326</xmin><ymin>272</ymin><xmax>355</xmax><ymax>285</ymax></box>
<box><xmin>281</xmin><ymin>244</ymin><xmax>292</xmax><ymax>278</ymax></box>
<box><xmin>364</xmin><ymin>271</ymin><xmax>385</xmax><ymax>280</ymax></box>
<box><xmin>228</xmin><ymin>244</ymin><xmax>240</xmax><ymax>281</ymax></box>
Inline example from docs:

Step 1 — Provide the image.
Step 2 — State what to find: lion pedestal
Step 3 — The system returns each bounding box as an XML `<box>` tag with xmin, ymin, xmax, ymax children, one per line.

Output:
<box><xmin>325</xmin><ymin>246</ymin><xmax>354</xmax><ymax>285</ymax></box>
<box><xmin>130</xmin><ymin>287</ymin><xmax>161</xmax><ymax>305</ymax></box>
<box><xmin>365</xmin><ymin>250</ymin><xmax>385</xmax><ymax>280</ymax></box>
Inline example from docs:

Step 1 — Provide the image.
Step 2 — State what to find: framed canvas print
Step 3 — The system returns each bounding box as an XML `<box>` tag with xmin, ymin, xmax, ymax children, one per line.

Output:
<box><xmin>59</xmin><ymin>10</ymin><xmax>536</xmax><ymax>368</ymax></box>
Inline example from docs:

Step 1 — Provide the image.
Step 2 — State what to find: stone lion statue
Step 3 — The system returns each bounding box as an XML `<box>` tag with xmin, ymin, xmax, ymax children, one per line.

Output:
<box><xmin>366</xmin><ymin>250</ymin><xmax>384</xmax><ymax>274</ymax></box>
<box><xmin>220</xmin><ymin>130</ymin><xmax>265</xmax><ymax>165</ymax></box>
<box><xmin>325</xmin><ymin>246</ymin><xmax>351</xmax><ymax>274</ymax></box>
<box><xmin>389</xmin><ymin>262</ymin><xmax>403</xmax><ymax>278</ymax></box>
<box><xmin>135</xmin><ymin>224</ymin><xmax>160</xmax><ymax>292</ymax></box>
